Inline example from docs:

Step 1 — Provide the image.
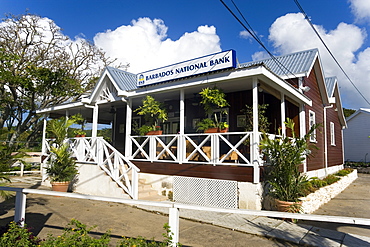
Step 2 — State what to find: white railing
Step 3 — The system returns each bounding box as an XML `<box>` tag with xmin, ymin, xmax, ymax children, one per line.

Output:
<box><xmin>130</xmin><ymin>132</ymin><xmax>257</xmax><ymax>166</ymax></box>
<box><xmin>43</xmin><ymin>137</ymin><xmax>140</xmax><ymax>199</ymax></box>
<box><xmin>3</xmin><ymin>186</ymin><xmax>370</xmax><ymax>247</ymax></box>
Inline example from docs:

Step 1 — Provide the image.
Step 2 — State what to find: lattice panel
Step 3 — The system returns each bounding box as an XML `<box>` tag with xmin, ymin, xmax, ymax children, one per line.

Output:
<box><xmin>173</xmin><ymin>176</ymin><xmax>238</xmax><ymax>208</ymax></box>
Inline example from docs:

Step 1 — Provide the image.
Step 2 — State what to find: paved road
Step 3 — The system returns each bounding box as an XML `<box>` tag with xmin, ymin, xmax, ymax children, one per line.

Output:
<box><xmin>0</xmin><ymin>177</ymin><xmax>298</xmax><ymax>247</ymax></box>
<box><xmin>300</xmin><ymin>172</ymin><xmax>370</xmax><ymax>237</ymax></box>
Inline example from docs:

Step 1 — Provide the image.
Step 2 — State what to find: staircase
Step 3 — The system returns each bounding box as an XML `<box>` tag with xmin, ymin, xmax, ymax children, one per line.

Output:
<box><xmin>138</xmin><ymin>178</ymin><xmax>168</xmax><ymax>201</ymax></box>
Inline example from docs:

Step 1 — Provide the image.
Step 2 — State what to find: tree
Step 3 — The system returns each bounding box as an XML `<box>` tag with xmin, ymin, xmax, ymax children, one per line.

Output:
<box><xmin>0</xmin><ymin>13</ymin><xmax>125</xmax><ymax>147</ymax></box>
<box><xmin>343</xmin><ymin>108</ymin><xmax>356</xmax><ymax>118</ymax></box>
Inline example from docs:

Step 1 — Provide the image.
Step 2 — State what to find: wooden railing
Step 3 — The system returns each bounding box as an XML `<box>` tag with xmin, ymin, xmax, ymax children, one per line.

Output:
<box><xmin>43</xmin><ymin>137</ymin><xmax>140</xmax><ymax>199</ymax></box>
<box><xmin>130</xmin><ymin>132</ymin><xmax>258</xmax><ymax>166</ymax></box>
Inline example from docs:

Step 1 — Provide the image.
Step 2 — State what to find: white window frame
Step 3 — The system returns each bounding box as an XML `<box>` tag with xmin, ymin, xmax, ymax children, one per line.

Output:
<box><xmin>309</xmin><ymin>110</ymin><xmax>316</xmax><ymax>142</ymax></box>
<box><xmin>330</xmin><ymin>122</ymin><xmax>336</xmax><ymax>146</ymax></box>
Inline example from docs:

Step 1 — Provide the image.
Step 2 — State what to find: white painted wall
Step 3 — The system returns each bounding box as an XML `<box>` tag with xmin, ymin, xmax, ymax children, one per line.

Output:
<box><xmin>344</xmin><ymin>112</ymin><xmax>370</xmax><ymax>162</ymax></box>
<box><xmin>74</xmin><ymin>163</ymin><xmax>130</xmax><ymax>199</ymax></box>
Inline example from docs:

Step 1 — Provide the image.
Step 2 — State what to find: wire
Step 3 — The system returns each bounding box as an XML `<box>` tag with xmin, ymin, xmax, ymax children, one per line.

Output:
<box><xmin>293</xmin><ymin>0</ymin><xmax>370</xmax><ymax>106</ymax></box>
<box><xmin>220</xmin><ymin>0</ymin><xmax>300</xmax><ymax>82</ymax></box>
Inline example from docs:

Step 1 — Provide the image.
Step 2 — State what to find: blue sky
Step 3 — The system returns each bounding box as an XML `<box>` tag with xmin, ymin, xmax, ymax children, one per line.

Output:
<box><xmin>2</xmin><ymin>0</ymin><xmax>370</xmax><ymax>109</ymax></box>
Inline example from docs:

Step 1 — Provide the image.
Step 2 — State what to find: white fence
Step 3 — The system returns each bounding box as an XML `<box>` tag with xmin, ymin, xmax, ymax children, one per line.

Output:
<box><xmin>43</xmin><ymin>137</ymin><xmax>140</xmax><ymax>199</ymax></box>
<box><xmin>2</xmin><ymin>186</ymin><xmax>370</xmax><ymax>246</ymax></box>
<box><xmin>130</xmin><ymin>132</ymin><xmax>256</xmax><ymax>165</ymax></box>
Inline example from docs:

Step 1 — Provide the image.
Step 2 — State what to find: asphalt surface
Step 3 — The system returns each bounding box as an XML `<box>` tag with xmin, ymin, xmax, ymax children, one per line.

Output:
<box><xmin>0</xmin><ymin>176</ymin><xmax>297</xmax><ymax>247</ymax></box>
<box><xmin>1</xmin><ymin>172</ymin><xmax>370</xmax><ymax>246</ymax></box>
<box><xmin>300</xmin><ymin>172</ymin><xmax>370</xmax><ymax>238</ymax></box>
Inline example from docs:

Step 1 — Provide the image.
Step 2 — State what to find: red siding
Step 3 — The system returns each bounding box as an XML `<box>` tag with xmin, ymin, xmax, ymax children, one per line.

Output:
<box><xmin>326</xmin><ymin>103</ymin><xmax>344</xmax><ymax>166</ymax></box>
<box><xmin>304</xmin><ymin>70</ymin><xmax>325</xmax><ymax>171</ymax></box>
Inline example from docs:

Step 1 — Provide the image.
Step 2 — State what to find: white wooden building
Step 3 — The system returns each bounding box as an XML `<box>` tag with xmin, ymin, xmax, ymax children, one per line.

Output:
<box><xmin>344</xmin><ymin>108</ymin><xmax>370</xmax><ymax>162</ymax></box>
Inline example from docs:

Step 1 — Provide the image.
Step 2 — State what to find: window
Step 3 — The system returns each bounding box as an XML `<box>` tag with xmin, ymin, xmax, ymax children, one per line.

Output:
<box><xmin>211</xmin><ymin>108</ymin><xmax>229</xmax><ymax>125</ymax></box>
<box><xmin>330</xmin><ymin>122</ymin><xmax>335</xmax><ymax>146</ymax></box>
<box><xmin>309</xmin><ymin>110</ymin><xmax>316</xmax><ymax>142</ymax></box>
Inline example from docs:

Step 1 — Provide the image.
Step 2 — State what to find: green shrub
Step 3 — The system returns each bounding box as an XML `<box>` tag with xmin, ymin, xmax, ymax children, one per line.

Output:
<box><xmin>335</xmin><ymin>168</ymin><xmax>353</xmax><ymax>176</ymax></box>
<box><xmin>0</xmin><ymin>219</ymin><xmax>179</xmax><ymax>247</ymax></box>
<box><xmin>119</xmin><ymin>223</ymin><xmax>179</xmax><ymax>247</ymax></box>
<box><xmin>42</xmin><ymin>218</ymin><xmax>110</xmax><ymax>247</ymax></box>
<box><xmin>309</xmin><ymin>177</ymin><xmax>328</xmax><ymax>188</ymax></box>
<box><xmin>0</xmin><ymin>221</ymin><xmax>41</xmax><ymax>246</ymax></box>
<box><xmin>323</xmin><ymin>174</ymin><xmax>340</xmax><ymax>185</ymax></box>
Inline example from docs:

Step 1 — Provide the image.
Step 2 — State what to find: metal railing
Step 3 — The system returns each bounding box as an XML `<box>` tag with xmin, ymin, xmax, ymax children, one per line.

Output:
<box><xmin>2</xmin><ymin>186</ymin><xmax>370</xmax><ymax>247</ymax></box>
<box><xmin>43</xmin><ymin>137</ymin><xmax>140</xmax><ymax>199</ymax></box>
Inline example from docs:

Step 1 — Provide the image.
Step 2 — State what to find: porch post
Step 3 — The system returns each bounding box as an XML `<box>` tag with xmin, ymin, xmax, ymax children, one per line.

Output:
<box><xmin>125</xmin><ymin>98</ymin><xmax>133</xmax><ymax>157</ymax></box>
<box><xmin>92</xmin><ymin>104</ymin><xmax>99</xmax><ymax>138</ymax></box>
<box><xmin>41</xmin><ymin>115</ymin><xmax>48</xmax><ymax>179</ymax></box>
<box><xmin>41</xmin><ymin>116</ymin><xmax>47</xmax><ymax>155</ymax></box>
<box><xmin>252</xmin><ymin>77</ymin><xmax>260</xmax><ymax>184</ymax></box>
<box><xmin>280</xmin><ymin>93</ymin><xmax>286</xmax><ymax>136</ymax></box>
<box><xmin>179</xmin><ymin>90</ymin><xmax>185</xmax><ymax>163</ymax></box>
<box><xmin>299</xmin><ymin>104</ymin><xmax>307</xmax><ymax>172</ymax></box>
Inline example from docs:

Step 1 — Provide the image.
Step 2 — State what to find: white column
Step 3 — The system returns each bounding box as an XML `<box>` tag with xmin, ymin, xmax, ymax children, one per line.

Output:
<box><xmin>252</xmin><ymin>78</ymin><xmax>260</xmax><ymax>183</ymax></box>
<box><xmin>179</xmin><ymin>90</ymin><xmax>185</xmax><ymax>163</ymax></box>
<box><xmin>41</xmin><ymin>117</ymin><xmax>47</xmax><ymax>154</ymax></box>
<box><xmin>14</xmin><ymin>191</ymin><xmax>26</xmax><ymax>226</ymax></box>
<box><xmin>179</xmin><ymin>90</ymin><xmax>185</xmax><ymax>135</ymax></box>
<box><xmin>125</xmin><ymin>99</ymin><xmax>133</xmax><ymax>158</ymax></box>
<box><xmin>92</xmin><ymin>104</ymin><xmax>99</xmax><ymax>138</ymax></box>
<box><xmin>168</xmin><ymin>207</ymin><xmax>179</xmax><ymax>247</ymax></box>
<box><xmin>299</xmin><ymin>104</ymin><xmax>307</xmax><ymax>172</ymax></box>
<box><xmin>280</xmin><ymin>93</ymin><xmax>286</xmax><ymax>136</ymax></box>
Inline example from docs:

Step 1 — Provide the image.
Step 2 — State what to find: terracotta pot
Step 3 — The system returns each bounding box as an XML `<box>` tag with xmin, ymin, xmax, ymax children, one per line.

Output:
<box><xmin>204</xmin><ymin>128</ymin><xmax>228</xmax><ymax>133</ymax></box>
<box><xmin>51</xmin><ymin>181</ymin><xmax>69</xmax><ymax>192</ymax></box>
<box><xmin>146</xmin><ymin>130</ymin><xmax>163</xmax><ymax>135</ymax></box>
<box><xmin>275</xmin><ymin>199</ymin><xmax>302</xmax><ymax>213</ymax></box>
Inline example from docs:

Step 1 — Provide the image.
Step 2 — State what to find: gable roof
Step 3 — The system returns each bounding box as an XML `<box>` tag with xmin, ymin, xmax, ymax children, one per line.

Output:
<box><xmin>346</xmin><ymin>108</ymin><xmax>370</xmax><ymax>122</ymax></box>
<box><xmin>105</xmin><ymin>66</ymin><xmax>137</xmax><ymax>91</ymax></box>
<box><xmin>325</xmin><ymin>76</ymin><xmax>337</xmax><ymax>97</ymax></box>
<box><xmin>240</xmin><ymin>49</ymin><xmax>318</xmax><ymax>78</ymax></box>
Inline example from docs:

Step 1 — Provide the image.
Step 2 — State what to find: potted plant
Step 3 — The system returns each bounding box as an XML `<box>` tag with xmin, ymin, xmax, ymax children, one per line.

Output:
<box><xmin>196</xmin><ymin>87</ymin><xmax>229</xmax><ymax>133</ymax></box>
<box><xmin>260</xmin><ymin>118</ymin><xmax>319</xmax><ymax>212</ymax></box>
<box><xmin>134</xmin><ymin>95</ymin><xmax>168</xmax><ymax>135</ymax></box>
<box><xmin>46</xmin><ymin>116</ymin><xmax>78</xmax><ymax>192</ymax></box>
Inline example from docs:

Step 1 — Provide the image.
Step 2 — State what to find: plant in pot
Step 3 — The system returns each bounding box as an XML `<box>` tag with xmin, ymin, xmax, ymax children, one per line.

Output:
<box><xmin>134</xmin><ymin>95</ymin><xmax>168</xmax><ymax>135</ymax></box>
<box><xmin>260</xmin><ymin>118</ymin><xmax>319</xmax><ymax>212</ymax></box>
<box><xmin>46</xmin><ymin>116</ymin><xmax>78</xmax><ymax>192</ymax></box>
<box><xmin>196</xmin><ymin>87</ymin><xmax>229</xmax><ymax>133</ymax></box>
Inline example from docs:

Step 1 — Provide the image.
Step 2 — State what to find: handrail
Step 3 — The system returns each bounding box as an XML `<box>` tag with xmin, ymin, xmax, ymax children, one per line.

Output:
<box><xmin>2</xmin><ymin>186</ymin><xmax>370</xmax><ymax>247</ymax></box>
<box><xmin>130</xmin><ymin>132</ymin><xmax>257</xmax><ymax>166</ymax></box>
<box><xmin>43</xmin><ymin>137</ymin><xmax>140</xmax><ymax>199</ymax></box>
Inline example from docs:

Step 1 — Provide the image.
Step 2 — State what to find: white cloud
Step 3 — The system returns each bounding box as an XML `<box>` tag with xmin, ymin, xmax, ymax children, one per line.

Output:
<box><xmin>93</xmin><ymin>17</ymin><xmax>221</xmax><ymax>73</ymax></box>
<box><xmin>261</xmin><ymin>12</ymin><xmax>369</xmax><ymax>109</ymax></box>
<box><xmin>240</xmin><ymin>30</ymin><xmax>252</xmax><ymax>39</ymax></box>
<box><xmin>251</xmin><ymin>51</ymin><xmax>269</xmax><ymax>61</ymax></box>
<box><xmin>350</xmin><ymin>0</ymin><xmax>370</xmax><ymax>22</ymax></box>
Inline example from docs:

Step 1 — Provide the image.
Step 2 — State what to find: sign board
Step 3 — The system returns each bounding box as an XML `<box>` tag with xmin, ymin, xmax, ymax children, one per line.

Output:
<box><xmin>137</xmin><ymin>50</ymin><xmax>236</xmax><ymax>87</ymax></box>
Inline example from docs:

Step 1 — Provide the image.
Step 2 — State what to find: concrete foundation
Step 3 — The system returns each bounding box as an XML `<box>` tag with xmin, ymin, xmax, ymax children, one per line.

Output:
<box><xmin>238</xmin><ymin>182</ymin><xmax>263</xmax><ymax>210</ymax></box>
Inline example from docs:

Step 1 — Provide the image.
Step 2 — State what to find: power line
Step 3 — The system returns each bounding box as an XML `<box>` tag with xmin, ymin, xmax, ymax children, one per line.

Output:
<box><xmin>293</xmin><ymin>0</ymin><xmax>370</xmax><ymax>106</ymax></box>
<box><xmin>220</xmin><ymin>0</ymin><xmax>301</xmax><ymax>82</ymax></box>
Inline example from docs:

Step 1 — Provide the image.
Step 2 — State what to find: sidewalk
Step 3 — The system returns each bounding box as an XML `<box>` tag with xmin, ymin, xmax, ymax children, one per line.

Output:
<box><xmin>2</xmin><ymin>174</ymin><xmax>370</xmax><ymax>246</ymax></box>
